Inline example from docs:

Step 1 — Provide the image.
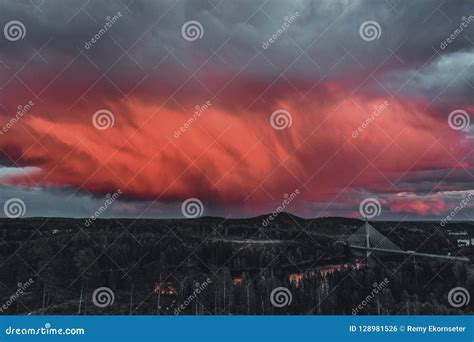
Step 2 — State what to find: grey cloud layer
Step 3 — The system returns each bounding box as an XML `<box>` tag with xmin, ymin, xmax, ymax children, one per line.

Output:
<box><xmin>1</xmin><ymin>0</ymin><xmax>472</xmax><ymax>104</ymax></box>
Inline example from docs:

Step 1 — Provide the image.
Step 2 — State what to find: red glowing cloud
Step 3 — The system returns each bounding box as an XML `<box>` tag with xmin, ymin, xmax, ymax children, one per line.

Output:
<box><xmin>1</xmin><ymin>73</ymin><xmax>472</xmax><ymax>217</ymax></box>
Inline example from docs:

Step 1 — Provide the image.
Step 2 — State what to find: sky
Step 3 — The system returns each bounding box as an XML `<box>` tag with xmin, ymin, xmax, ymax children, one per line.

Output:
<box><xmin>0</xmin><ymin>0</ymin><xmax>473</xmax><ymax>220</ymax></box>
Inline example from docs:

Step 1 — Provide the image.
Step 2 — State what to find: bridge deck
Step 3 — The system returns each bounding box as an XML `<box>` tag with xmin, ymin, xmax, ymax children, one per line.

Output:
<box><xmin>349</xmin><ymin>245</ymin><xmax>469</xmax><ymax>262</ymax></box>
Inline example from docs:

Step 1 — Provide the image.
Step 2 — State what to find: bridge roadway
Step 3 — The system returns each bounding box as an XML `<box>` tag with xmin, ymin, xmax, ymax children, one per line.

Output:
<box><xmin>348</xmin><ymin>244</ymin><xmax>470</xmax><ymax>262</ymax></box>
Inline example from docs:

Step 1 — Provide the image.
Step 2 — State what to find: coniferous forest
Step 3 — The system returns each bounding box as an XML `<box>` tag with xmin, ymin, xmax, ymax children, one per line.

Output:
<box><xmin>1</xmin><ymin>214</ymin><xmax>473</xmax><ymax>315</ymax></box>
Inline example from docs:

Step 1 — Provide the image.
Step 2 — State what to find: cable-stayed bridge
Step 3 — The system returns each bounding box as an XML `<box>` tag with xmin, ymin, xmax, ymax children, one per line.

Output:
<box><xmin>342</xmin><ymin>220</ymin><xmax>469</xmax><ymax>263</ymax></box>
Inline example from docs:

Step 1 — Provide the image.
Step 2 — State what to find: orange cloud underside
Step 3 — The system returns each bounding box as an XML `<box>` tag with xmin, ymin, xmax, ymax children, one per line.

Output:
<box><xmin>0</xmin><ymin>84</ymin><xmax>469</xmax><ymax>216</ymax></box>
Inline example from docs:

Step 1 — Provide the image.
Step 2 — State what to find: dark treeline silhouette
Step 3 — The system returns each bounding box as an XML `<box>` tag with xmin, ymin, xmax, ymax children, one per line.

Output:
<box><xmin>0</xmin><ymin>214</ymin><xmax>473</xmax><ymax>315</ymax></box>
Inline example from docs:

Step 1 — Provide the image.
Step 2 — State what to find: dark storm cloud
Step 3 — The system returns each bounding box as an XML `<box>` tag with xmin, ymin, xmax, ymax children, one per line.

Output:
<box><xmin>0</xmin><ymin>0</ymin><xmax>473</xmax><ymax>219</ymax></box>
<box><xmin>0</xmin><ymin>0</ymin><xmax>472</xmax><ymax>103</ymax></box>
